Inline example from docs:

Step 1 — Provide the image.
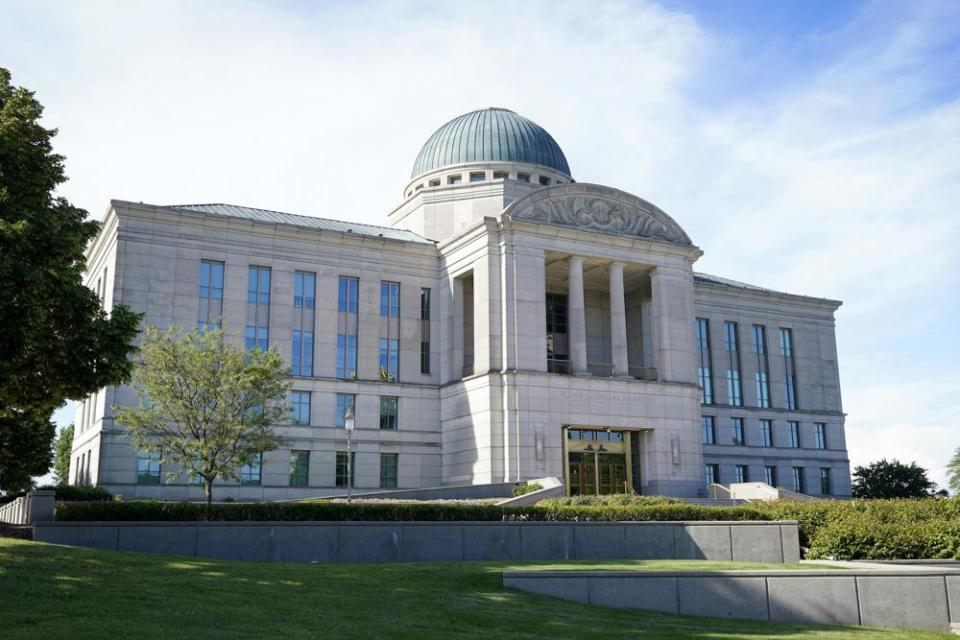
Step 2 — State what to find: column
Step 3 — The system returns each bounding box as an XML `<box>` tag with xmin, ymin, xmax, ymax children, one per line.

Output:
<box><xmin>609</xmin><ymin>262</ymin><xmax>629</xmax><ymax>377</ymax></box>
<box><xmin>567</xmin><ymin>256</ymin><xmax>588</xmax><ymax>374</ymax></box>
<box><xmin>452</xmin><ymin>277</ymin><xmax>464</xmax><ymax>379</ymax></box>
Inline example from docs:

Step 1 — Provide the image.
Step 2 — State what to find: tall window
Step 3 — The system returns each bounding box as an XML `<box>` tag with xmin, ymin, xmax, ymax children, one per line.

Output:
<box><xmin>290</xmin><ymin>450</ymin><xmax>310</xmax><ymax>487</ymax></box>
<box><xmin>760</xmin><ymin>419</ymin><xmax>772</xmax><ymax>447</ymax></box>
<box><xmin>380</xmin><ymin>396</ymin><xmax>398</xmax><ymax>430</ymax></box>
<box><xmin>765</xmin><ymin>465</ymin><xmax>777</xmax><ymax>487</ymax></box>
<box><xmin>735</xmin><ymin>464</ymin><xmax>748</xmax><ymax>483</ymax></box>
<box><xmin>752</xmin><ymin>325</ymin><xmax>771</xmax><ymax>408</ymax></box>
<box><xmin>240</xmin><ymin>453</ymin><xmax>262</xmax><ymax>486</ymax></box>
<box><xmin>723</xmin><ymin>321</ymin><xmax>743</xmax><ymax>406</ymax></box>
<box><xmin>420</xmin><ymin>288</ymin><xmax>431</xmax><ymax>374</ymax></box>
<box><xmin>290</xmin><ymin>391</ymin><xmax>311</xmax><ymax>426</ymax></box>
<box><xmin>335</xmin><ymin>451</ymin><xmax>355</xmax><ymax>488</ymax></box>
<box><xmin>779</xmin><ymin>328</ymin><xmax>798</xmax><ymax>409</ymax></box>
<box><xmin>379</xmin><ymin>281</ymin><xmax>400</xmax><ymax>382</ymax></box>
<box><xmin>792</xmin><ymin>466</ymin><xmax>804</xmax><ymax>493</ymax></box>
<box><xmin>701</xmin><ymin>416</ymin><xmax>716</xmax><ymax>445</ymax></box>
<box><xmin>695</xmin><ymin>318</ymin><xmax>714</xmax><ymax>404</ymax></box>
<box><xmin>731</xmin><ymin>418</ymin><xmax>745</xmax><ymax>445</ymax></box>
<box><xmin>787</xmin><ymin>421</ymin><xmax>800</xmax><ymax>448</ymax></box>
<box><xmin>380</xmin><ymin>453</ymin><xmax>398</xmax><ymax>489</ymax></box>
<box><xmin>704</xmin><ymin>463</ymin><xmax>719</xmax><ymax>486</ymax></box>
<box><xmin>815</xmin><ymin>423</ymin><xmax>826</xmax><ymax>449</ymax></box>
<box><xmin>546</xmin><ymin>293</ymin><xmax>569</xmax><ymax>372</ymax></box>
<box><xmin>292</xmin><ymin>272</ymin><xmax>315</xmax><ymax>377</ymax></box>
<box><xmin>197</xmin><ymin>260</ymin><xmax>224</xmax><ymax>330</ymax></box>
<box><xmin>136</xmin><ymin>451</ymin><xmax>161</xmax><ymax>485</ymax></box>
<box><xmin>819</xmin><ymin>468</ymin><xmax>831</xmax><ymax>495</ymax></box>
<box><xmin>335</xmin><ymin>394</ymin><xmax>355</xmax><ymax>428</ymax></box>
<box><xmin>246</xmin><ymin>266</ymin><xmax>271</xmax><ymax>351</ymax></box>
<box><xmin>337</xmin><ymin>276</ymin><xmax>359</xmax><ymax>379</ymax></box>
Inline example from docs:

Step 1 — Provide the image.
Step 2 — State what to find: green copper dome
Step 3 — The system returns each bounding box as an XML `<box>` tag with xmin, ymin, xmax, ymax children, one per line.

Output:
<box><xmin>411</xmin><ymin>108</ymin><xmax>570</xmax><ymax>179</ymax></box>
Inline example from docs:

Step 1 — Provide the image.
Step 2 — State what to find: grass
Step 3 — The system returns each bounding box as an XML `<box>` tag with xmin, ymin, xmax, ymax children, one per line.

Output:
<box><xmin>0</xmin><ymin>539</ymin><xmax>948</xmax><ymax>639</ymax></box>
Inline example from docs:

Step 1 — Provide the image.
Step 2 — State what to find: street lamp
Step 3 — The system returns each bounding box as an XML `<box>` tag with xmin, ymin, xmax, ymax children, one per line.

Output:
<box><xmin>344</xmin><ymin>406</ymin><xmax>355</xmax><ymax>504</ymax></box>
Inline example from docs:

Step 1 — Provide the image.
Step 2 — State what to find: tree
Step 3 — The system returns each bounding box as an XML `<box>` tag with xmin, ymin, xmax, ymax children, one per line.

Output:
<box><xmin>0</xmin><ymin>68</ymin><xmax>140</xmax><ymax>492</ymax></box>
<box><xmin>52</xmin><ymin>424</ymin><xmax>75</xmax><ymax>485</ymax></box>
<box><xmin>851</xmin><ymin>459</ymin><xmax>944</xmax><ymax>499</ymax></box>
<box><xmin>114</xmin><ymin>325</ymin><xmax>290</xmax><ymax>507</ymax></box>
<box><xmin>947</xmin><ymin>447</ymin><xmax>960</xmax><ymax>496</ymax></box>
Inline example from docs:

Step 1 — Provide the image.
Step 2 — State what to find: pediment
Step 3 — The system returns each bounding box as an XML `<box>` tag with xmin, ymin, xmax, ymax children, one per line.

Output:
<box><xmin>502</xmin><ymin>183</ymin><xmax>692</xmax><ymax>245</ymax></box>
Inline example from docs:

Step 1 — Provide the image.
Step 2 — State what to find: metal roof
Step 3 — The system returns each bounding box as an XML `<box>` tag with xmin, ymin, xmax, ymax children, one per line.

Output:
<box><xmin>167</xmin><ymin>203</ymin><xmax>435</xmax><ymax>244</ymax></box>
<box><xmin>411</xmin><ymin>108</ymin><xmax>571</xmax><ymax>179</ymax></box>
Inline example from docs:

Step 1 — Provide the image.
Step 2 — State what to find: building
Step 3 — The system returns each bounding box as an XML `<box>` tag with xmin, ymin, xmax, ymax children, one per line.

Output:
<box><xmin>69</xmin><ymin>108</ymin><xmax>851</xmax><ymax>499</ymax></box>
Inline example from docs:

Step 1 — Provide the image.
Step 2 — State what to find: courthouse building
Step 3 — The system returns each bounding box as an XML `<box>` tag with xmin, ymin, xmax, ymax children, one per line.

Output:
<box><xmin>70</xmin><ymin>108</ymin><xmax>851</xmax><ymax>499</ymax></box>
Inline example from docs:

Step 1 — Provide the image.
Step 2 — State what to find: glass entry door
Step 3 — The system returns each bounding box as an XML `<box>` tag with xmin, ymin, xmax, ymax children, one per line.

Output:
<box><xmin>565</xmin><ymin>428</ymin><xmax>630</xmax><ymax>495</ymax></box>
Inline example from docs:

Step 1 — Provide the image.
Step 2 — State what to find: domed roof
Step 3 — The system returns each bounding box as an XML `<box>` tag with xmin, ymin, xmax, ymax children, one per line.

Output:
<box><xmin>411</xmin><ymin>108</ymin><xmax>570</xmax><ymax>179</ymax></box>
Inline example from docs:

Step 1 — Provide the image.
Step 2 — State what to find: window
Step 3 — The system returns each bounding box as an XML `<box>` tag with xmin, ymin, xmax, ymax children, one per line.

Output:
<box><xmin>765</xmin><ymin>465</ymin><xmax>777</xmax><ymax>487</ymax></box>
<box><xmin>538</xmin><ymin>175</ymin><xmax>551</xmax><ymax>186</ymax></box>
<box><xmin>197</xmin><ymin>260</ymin><xmax>224</xmax><ymax>330</ymax></box>
<box><xmin>701</xmin><ymin>416</ymin><xmax>716</xmax><ymax>445</ymax></box>
<box><xmin>335</xmin><ymin>451</ymin><xmax>355</xmax><ymax>488</ymax></box>
<box><xmin>545</xmin><ymin>293</ymin><xmax>569</xmax><ymax>371</ymax></box>
<box><xmin>760</xmin><ymin>419</ymin><xmax>772</xmax><ymax>447</ymax></box>
<box><xmin>447</xmin><ymin>174</ymin><xmax>462</xmax><ymax>185</ymax></box>
<box><xmin>337</xmin><ymin>276</ymin><xmax>359</xmax><ymax>379</ymax></box>
<box><xmin>469</xmin><ymin>171</ymin><xmax>485</xmax><ymax>182</ymax></box>
<box><xmin>731</xmin><ymin>418</ymin><xmax>745</xmax><ymax>445</ymax></box>
<box><xmin>735</xmin><ymin>465</ymin><xmax>748</xmax><ymax>483</ymax></box>
<box><xmin>428</xmin><ymin>178</ymin><xmax>441</xmax><ymax>187</ymax></box>
<box><xmin>819</xmin><ymin>468</ymin><xmax>831</xmax><ymax>495</ymax></box>
<box><xmin>420</xmin><ymin>288</ymin><xmax>431</xmax><ymax>374</ymax></box>
<box><xmin>815</xmin><ymin>423</ymin><xmax>826</xmax><ymax>449</ymax></box>
<box><xmin>787</xmin><ymin>421</ymin><xmax>800</xmax><ymax>448</ymax></box>
<box><xmin>335</xmin><ymin>394</ymin><xmax>355</xmax><ymax>428</ymax></box>
<box><xmin>292</xmin><ymin>272</ymin><xmax>316</xmax><ymax>377</ymax></box>
<box><xmin>493</xmin><ymin>171</ymin><xmax>509</xmax><ymax>180</ymax></box>
<box><xmin>792</xmin><ymin>466</ymin><xmax>804</xmax><ymax>493</ymax></box>
<box><xmin>240</xmin><ymin>453</ymin><xmax>262</xmax><ymax>486</ymax></box>
<box><xmin>379</xmin><ymin>281</ymin><xmax>400</xmax><ymax>382</ymax></box>
<box><xmin>704</xmin><ymin>463</ymin><xmax>719</xmax><ymax>486</ymax></box>
<box><xmin>752</xmin><ymin>325</ymin><xmax>771</xmax><ymax>408</ymax></box>
<box><xmin>380</xmin><ymin>396</ymin><xmax>398</xmax><ymax>430</ymax></box>
<box><xmin>290</xmin><ymin>450</ymin><xmax>309</xmax><ymax>487</ymax></box>
<box><xmin>779</xmin><ymin>328</ymin><xmax>798</xmax><ymax>409</ymax></box>
<box><xmin>723</xmin><ymin>321</ymin><xmax>743</xmax><ymax>406</ymax></box>
<box><xmin>136</xmin><ymin>451</ymin><xmax>161</xmax><ymax>485</ymax></box>
<box><xmin>516</xmin><ymin>172</ymin><xmax>530</xmax><ymax>183</ymax></box>
<box><xmin>290</xmin><ymin>391</ymin><xmax>311</xmax><ymax>426</ymax></box>
<box><xmin>695</xmin><ymin>319</ymin><xmax>714</xmax><ymax>404</ymax></box>
<box><xmin>380</xmin><ymin>453</ymin><xmax>398</xmax><ymax>489</ymax></box>
<box><xmin>246</xmin><ymin>266</ymin><xmax>271</xmax><ymax>351</ymax></box>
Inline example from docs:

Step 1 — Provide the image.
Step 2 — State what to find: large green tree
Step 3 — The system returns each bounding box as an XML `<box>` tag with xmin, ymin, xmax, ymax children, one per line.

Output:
<box><xmin>851</xmin><ymin>459</ymin><xmax>945</xmax><ymax>499</ymax></box>
<box><xmin>52</xmin><ymin>424</ymin><xmax>75</xmax><ymax>485</ymax></box>
<box><xmin>115</xmin><ymin>326</ymin><xmax>289</xmax><ymax>507</ymax></box>
<box><xmin>947</xmin><ymin>447</ymin><xmax>960</xmax><ymax>496</ymax></box>
<box><xmin>0</xmin><ymin>68</ymin><xmax>140</xmax><ymax>492</ymax></box>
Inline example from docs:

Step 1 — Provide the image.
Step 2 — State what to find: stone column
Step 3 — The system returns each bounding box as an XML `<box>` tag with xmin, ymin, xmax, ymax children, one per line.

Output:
<box><xmin>567</xmin><ymin>256</ymin><xmax>588</xmax><ymax>374</ymax></box>
<box><xmin>452</xmin><ymin>277</ymin><xmax>464</xmax><ymax>379</ymax></box>
<box><xmin>609</xmin><ymin>262</ymin><xmax>629</xmax><ymax>377</ymax></box>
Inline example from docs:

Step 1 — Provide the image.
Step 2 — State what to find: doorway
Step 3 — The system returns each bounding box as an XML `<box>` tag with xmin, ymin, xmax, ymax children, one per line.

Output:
<box><xmin>565</xmin><ymin>427</ymin><xmax>632</xmax><ymax>495</ymax></box>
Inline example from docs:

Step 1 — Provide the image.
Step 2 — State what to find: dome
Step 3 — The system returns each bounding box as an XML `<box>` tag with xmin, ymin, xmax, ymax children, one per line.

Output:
<box><xmin>411</xmin><ymin>108</ymin><xmax>571</xmax><ymax>179</ymax></box>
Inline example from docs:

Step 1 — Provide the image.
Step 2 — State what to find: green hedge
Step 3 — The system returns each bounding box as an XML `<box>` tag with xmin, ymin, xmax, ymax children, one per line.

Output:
<box><xmin>541</xmin><ymin>494</ymin><xmax>682</xmax><ymax>507</ymax></box>
<box><xmin>55</xmin><ymin>500</ymin><xmax>771</xmax><ymax>523</ymax></box>
<box><xmin>37</xmin><ymin>485</ymin><xmax>113</xmax><ymax>502</ymax></box>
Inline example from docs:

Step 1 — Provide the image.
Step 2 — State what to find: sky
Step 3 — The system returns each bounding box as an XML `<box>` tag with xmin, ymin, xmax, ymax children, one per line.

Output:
<box><xmin>3</xmin><ymin>0</ymin><xmax>958</xmax><ymax>489</ymax></box>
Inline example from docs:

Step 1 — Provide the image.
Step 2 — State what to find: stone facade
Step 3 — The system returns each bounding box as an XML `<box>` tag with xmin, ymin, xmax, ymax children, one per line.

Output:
<box><xmin>70</xmin><ymin>109</ymin><xmax>850</xmax><ymax>499</ymax></box>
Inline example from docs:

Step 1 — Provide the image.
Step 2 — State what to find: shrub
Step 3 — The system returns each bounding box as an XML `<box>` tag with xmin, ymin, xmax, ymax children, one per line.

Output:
<box><xmin>511</xmin><ymin>482</ymin><xmax>543</xmax><ymax>497</ymax></box>
<box><xmin>37</xmin><ymin>484</ymin><xmax>113</xmax><ymax>502</ymax></box>
<box><xmin>541</xmin><ymin>494</ymin><xmax>681</xmax><ymax>507</ymax></box>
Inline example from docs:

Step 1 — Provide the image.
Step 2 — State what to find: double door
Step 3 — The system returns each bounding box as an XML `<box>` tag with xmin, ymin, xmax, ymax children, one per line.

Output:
<box><xmin>568</xmin><ymin>451</ymin><xmax>627</xmax><ymax>495</ymax></box>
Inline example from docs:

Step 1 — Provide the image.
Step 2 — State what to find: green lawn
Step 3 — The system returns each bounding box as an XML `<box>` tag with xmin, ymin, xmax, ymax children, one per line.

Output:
<box><xmin>0</xmin><ymin>539</ymin><xmax>947</xmax><ymax>639</ymax></box>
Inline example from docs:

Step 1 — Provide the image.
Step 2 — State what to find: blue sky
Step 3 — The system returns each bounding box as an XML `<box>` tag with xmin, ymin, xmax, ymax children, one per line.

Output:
<box><xmin>3</xmin><ymin>0</ymin><xmax>958</xmax><ymax>487</ymax></box>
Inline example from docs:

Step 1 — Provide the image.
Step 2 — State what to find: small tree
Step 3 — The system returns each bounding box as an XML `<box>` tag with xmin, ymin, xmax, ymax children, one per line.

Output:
<box><xmin>947</xmin><ymin>447</ymin><xmax>960</xmax><ymax>496</ymax></box>
<box><xmin>52</xmin><ymin>424</ymin><xmax>74</xmax><ymax>485</ymax></box>
<box><xmin>851</xmin><ymin>458</ymin><xmax>944</xmax><ymax>499</ymax></box>
<box><xmin>115</xmin><ymin>325</ymin><xmax>290</xmax><ymax>507</ymax></box>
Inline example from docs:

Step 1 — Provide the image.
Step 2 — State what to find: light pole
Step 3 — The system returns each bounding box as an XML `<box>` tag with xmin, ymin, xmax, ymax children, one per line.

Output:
<box><xmin>344</xmin><ymin>406</ymin><xmax>355</xmax><ymax>503</ymax></box>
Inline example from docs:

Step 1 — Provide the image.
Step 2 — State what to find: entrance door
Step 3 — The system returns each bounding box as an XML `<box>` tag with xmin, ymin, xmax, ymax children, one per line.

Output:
<box><xmin>565</xmin><ymin>428</ymin><xmax>630</xmax><ymax>495</ymax></box>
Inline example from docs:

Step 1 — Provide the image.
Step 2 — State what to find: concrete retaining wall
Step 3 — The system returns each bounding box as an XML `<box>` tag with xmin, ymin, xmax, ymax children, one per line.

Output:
<box><xmin>504</xmin><ymin>569</ymin><xmax>960</xmax><ymax>633</ymax></box>
<box><xmin>34</xmin><ymin>520</ymin><xmax>799</xmax><ymax>564</ymax></box>
<box><xmin>0</xmin><ymin>490</ymin><xmax>54</xmax><ymax>525</ymax></box>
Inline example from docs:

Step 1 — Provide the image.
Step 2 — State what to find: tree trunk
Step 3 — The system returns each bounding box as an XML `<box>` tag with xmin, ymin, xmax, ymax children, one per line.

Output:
<box><xmin>203</xmin><ymin>478</ymin><xmax>214</xmax><ymax>514</ymax></box>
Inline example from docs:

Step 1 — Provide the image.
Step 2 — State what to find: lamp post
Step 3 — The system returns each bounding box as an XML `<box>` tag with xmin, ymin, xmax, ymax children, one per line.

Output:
<box><xmin>344</xmin><ymin>406</ymin><xmax>355</xmax><ymax>503</ymax></box>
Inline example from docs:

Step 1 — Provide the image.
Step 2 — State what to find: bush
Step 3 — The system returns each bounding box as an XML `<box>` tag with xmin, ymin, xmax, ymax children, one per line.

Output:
<box><xmin>55</xmin><ymin>500</ymin><xmax>772</xmax><ymax>523</ymax></box>
<box><xmin>511</xmin><ymin>482</ymin><xmax>543</xmax><ymax>497</ymax></box>
<box><xmin>37</xmin><ymin>484</ymin><xmax>113</xmax><ymax>502</ymax></box>
<box><xmin>541</xmin><ymin>494</ymin><xmax>681</xmax><ymax>507</ymax></box>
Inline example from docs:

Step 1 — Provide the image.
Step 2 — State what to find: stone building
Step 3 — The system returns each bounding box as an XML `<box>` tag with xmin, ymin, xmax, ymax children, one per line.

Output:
<box><xmin>70</xmin><ymin>108</ymin><xmax>851</xmax><ymax>499</ymax></box>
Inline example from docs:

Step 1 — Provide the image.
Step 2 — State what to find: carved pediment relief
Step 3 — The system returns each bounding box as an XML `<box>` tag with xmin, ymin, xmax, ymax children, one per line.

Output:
<box><xmin>503</xmin><ymin>184</ymin><xmax>692</xmax><ymax>245</ymax></box>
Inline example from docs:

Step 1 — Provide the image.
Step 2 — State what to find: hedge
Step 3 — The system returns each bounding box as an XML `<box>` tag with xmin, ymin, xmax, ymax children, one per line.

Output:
<box><xmin>55</xmin><ymin>500</ymin><xmax>772</xmax><ymax>523</ymax></box>
<box><xmin>38</xmin><ymin>485</ymin><xmax>113</xmax><ymax>502</ymax></box>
